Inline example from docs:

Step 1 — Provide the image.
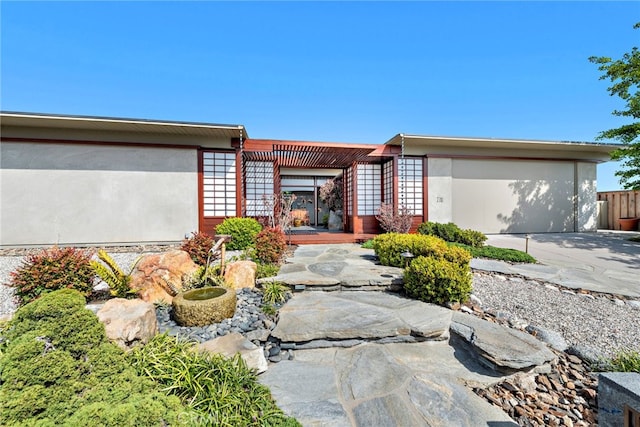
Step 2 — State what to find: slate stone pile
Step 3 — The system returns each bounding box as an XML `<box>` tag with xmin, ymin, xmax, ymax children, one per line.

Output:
<box><xmin>466</xmin><ymin>298</ymin><xmax>599</xmax><ymax>426</ymax></box>
<box><xmin>474</xmin><ymin>350</ymin><xmax>598</xmax><ymax>427</ymax></box>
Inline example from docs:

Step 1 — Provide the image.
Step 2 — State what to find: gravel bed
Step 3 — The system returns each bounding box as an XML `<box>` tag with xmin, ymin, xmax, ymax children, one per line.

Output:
<box><xmin>472</xmin><ymin>272</ymin><xmax>640</xmax><ymax>359</ymax></box>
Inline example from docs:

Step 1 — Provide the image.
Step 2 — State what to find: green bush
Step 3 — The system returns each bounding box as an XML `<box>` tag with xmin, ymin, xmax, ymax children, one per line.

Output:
<box><xmin>417</xmin><ymin>222</ymin><xmax>487</xmax><ymax>248</ymax></box>
<box><xmin>9</xmin><ymin>246</ymin><xmax>96</xmax><ymax>306</ymax></box>
<box><xmin>0</xmin><ymin>289</ymin><xmax>185</xmax><ymax>426</ymax></box>
<box><xmin>360</xmin><ymin>239</ymin><xmax>375</xmax><ymax>249</ymax></box>
<box><xmin>255</xmin><ymin>227</ymin><xmax>287</xmax><ymax>264</ymax></box>
<box><xmin>215</xmin><ymin>217</ymin><xmax>263</xmax><ymax>251</ymax></box>
<box><xmin>403</xmin><ymin>255</ymin><xmax>473</xmax><ymax>305</ymax></box>
<box><xmin>128</xmin><ymin>333</ymin><xmax>301</xmax><ymax>427</ymax></box>
<box><xmin>372</xmin><ymin>233</ymin><xmax>457</xmax><ymax>268</ymax></box>
<box><xmin>256</xmin><ymin>262</ymin><xmax>280</xmax><ymax>279</ymax></box>
<box><xmin>181</xmin><ymin>231</ymin><xmax>215</xmax><ymax>265</ymax></box>
<box><xmin>450</xmin><ymin>243</ymin><xmax>537</xmax><ymax>263</ymax></box>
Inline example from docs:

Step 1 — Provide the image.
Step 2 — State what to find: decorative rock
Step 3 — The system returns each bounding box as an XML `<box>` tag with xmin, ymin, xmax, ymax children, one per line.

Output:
<box><xmin>97</xmin><ymin>298</ymin><xmax>158</xmax><ymax>350</ymax></box>
<box><xmin>224</xmin><ymin>260</ymin><xmax>257</xmax><ymax>290</ymax></box>
<box><xmin>130</xmin><ymin>250</ymin><xmax>197</xmax><ymax>304</ymax></box>
<box><xmin>328</xmin><ymin>210</ymin><xmax>343</xmax><ymax>231</ymax></box>
<box><xmin>451</xmin><ymin>312</ymin><xmax>556</xmax><ymax>372</ymax></box>
<box><xmin>628</xmin><ymin>300</ymin><xmax>640</xmax><ymax>310</ymax></box>
<box><xmin>526</xmin><ymin>325</ymin><xmax>569</xmax><ymax>352</ymax></box>
<box><xmin>198</xmin><ymin>332</ymin><xmax>268</xmax><ymax>374</ymax></box>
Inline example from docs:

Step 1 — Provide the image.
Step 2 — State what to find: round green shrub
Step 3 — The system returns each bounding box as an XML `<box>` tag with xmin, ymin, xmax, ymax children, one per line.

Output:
<box><xmin>403</xmin><ymin>255</ymin><xmax>472</xmax><ymax>305</ymax></box>
<box><xmin>254</xmin><ymin>227</ymin><xmax>287</xmax><ymax>264</ymax></box>
<box><xmin>417</xmin><ymin>221</ymin><xmax>487</xmax><ymax>248</ymax></box>
<box><xmin>372</xmin><ymin>233</ymin><xmax>450</xmax><ymax>267</ymax></box>
<box><xmin>215</xmin><ymin>217</ymin><xmax>263</xmax><ymax>251</ymax></box>
<box><xmin>181</xmin><ymin>231</ymin><xmax>215</xmax><ymax>266</ymax></box>
<box><xmin>9</xmin><ymin>246</ymin><xmax>96</xmax><ymax>306</ymax></box>
<box><xmin>0</xmin><ymin>289</ymin><xmax>184</xmax><ymax>426</ymax></box>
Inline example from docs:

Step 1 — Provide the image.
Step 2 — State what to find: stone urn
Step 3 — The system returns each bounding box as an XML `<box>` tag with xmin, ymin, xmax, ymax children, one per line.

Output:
<box><xmin>172</xmin><ymin>287</ymin><xmax>236</xmax><ymax>327</ymax></box>
<box><xmin>618</xmin><ymin>217</ymin><xmax>639</xmax><ymax>231</ymax></box>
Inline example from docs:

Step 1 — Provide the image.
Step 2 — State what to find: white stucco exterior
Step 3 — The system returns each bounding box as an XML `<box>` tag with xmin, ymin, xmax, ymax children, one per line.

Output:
<box><xmin>1</xmin><ymin>142</ymin><xmax>199</xmax><ymax>246</ymax></box>
<box><xmin>576</xmin><ymin>162</ymin><xmax>598</xmax><ymax>232</ymax></box>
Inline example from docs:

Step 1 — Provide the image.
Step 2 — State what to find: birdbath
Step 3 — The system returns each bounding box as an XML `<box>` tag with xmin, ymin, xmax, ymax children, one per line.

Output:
<box><xmin>172</xmin><ymin>286</ymin><xmax>236</xmax><ymax>327</ymax></box>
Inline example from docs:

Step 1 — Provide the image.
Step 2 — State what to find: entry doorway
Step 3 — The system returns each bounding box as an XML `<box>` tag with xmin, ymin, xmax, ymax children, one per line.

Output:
<box><xmin>281</xmin><ymin>176</ymin><xmax>333</xmax><ymax>227</ymax></box>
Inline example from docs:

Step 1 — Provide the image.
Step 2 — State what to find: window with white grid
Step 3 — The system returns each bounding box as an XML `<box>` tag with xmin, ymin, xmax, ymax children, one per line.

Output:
<box><xmin>383</xmin><ymin>160</ymin><xmax>394</xmax><ymax>205</ymax></box>
<box><xmin>357</xmin><ymin>164</ymin><xmax>381</xmax><ymax>215</ymax></box>
<box><xmin>398</xmin><ymin>157</ymin><xmax>423</xmax><ymax>215</ymax></box>
<box><xmin>245</xmin><ymin>161</ymin><xmax>274</xmax><ymax>216</ymax></box>
<box><xmin>345</xmin><ymin>167</ymin><xmax>353</xmax><ymax>216</ymax></box>
<box><xmin>202</xmin><ymin>152</ymin><xmax>236</xmax><ymax>217</ymax></box>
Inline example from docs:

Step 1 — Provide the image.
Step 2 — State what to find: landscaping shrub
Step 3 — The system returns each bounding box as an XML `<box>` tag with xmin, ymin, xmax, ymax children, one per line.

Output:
<box><xmin>91</xmin><ymin>249</ymin><xmax>140</xmax><ymax>298</ymax></box>
<box><xmin>256</xmin><ymin>262</ymin><xmax>280</xmax><ymax>279</ymax></box>
<box><xmin>215</xmin><ymin>217</ymin><xmax>263</xmax><ymax>251</ymax></box>
<box><xmin>417</xmin><ymin>221</ymin><xmax>487</xmax><ymax>248</ymax></box>
<box><xmin>403</xmin><ymin>255</ymin><xmax>473</xmax><ymax>305</ymax></box>
<box><xmin>255</xmin><ymin>227</ymin><xmax>287</xmax><ymax>264</ymax></box>
<box><xmin>0</xmin><ymin>289</ymin><xmax>185</xmax><ymax>426</ymax></box>
<box><xmin>375</xmin><ymin>203</ymin><xmax>413</xmax><ymax>233</ymax></box>
<box><xmin>361</xmin><ymin>239</ymin><xmax>375</xmax><ymax>249</ymax></box>
<box><xmin>128</xmin><ymin>333</ymin><xmax>301</xmax><ymax>427</ymax></box>
<box><xmin>372</xmin><ymin>233</ymin><xmax>451</xmax><ymax>268</ymax></box>
<box><xmin>9</xmin><ymin>246</ymin><xmax>95</xmax><ymax>306</ymax></box>
<box><xmin>450</xmin><ymin>243</ymin><xmax>537</xmax><ymax>263</ymax></box>
<box><xmin>181</xmin><ymin>231</ymin><xmax>215</xmax><ymax>265</ymax></box>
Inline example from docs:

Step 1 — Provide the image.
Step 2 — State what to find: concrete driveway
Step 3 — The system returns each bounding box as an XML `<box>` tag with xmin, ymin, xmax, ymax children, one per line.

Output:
<box><xmin>479</xmin><ymin>231</ymin><xmax>640</xmax><ymax>298</ymax></box>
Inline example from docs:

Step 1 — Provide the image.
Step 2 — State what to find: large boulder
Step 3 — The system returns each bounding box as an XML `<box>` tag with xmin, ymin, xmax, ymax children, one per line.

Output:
<box><xmin>224</xmin><ymin>260</ymin><xmax>257</xmax><ymax>290</ymax></box>
<box><xmin>97</xmin><ymin>298</ymin><xmax>158</xmax><ymax>350</ymax></box>
<box><xmin>198</xmin><ymin>332</ymin><xmax>268</xmax><ymax>374</ymax></box>
<box><xmin>130</xmin><ymin>250</ymin><xmax>198</xmax><ymax>303</ymax></box>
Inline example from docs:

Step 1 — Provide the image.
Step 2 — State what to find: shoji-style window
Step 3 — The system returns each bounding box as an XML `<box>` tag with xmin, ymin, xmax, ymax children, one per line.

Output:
<box><xmin>202</xmin><ymin>152</ymin><xmax>236</xmax><ymax>217</ymax></box>
<box><xmin>245</xmin><ymin>161</ymin><xmax>274</xmax><ymax>216</ymax></box>
<box><xmin>357</xmin><ymin>164</ymin><xmax>381</xmax><ymax>215</ymax></box>
<box><xmin>382</xmin><ymin>160</ymin><xmax>394</xmax><ymax>205</ymax></box>
<box><xmin>398</xmin><ymin>157</ymin><xmax>423</xmax><ymax>215</ymax></box>
<box><xmin>345</xmin><ymin>167</ymin><xmax>353</xmax><ymax>216</ymax></box>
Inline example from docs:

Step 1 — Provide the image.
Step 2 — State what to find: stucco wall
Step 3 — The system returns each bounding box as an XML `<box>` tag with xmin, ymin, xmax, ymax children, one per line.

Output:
<box><xmin>426</xmin><ymin>158</ymin><xmax>453</xmax><ymax>223</ymax></box>
<box><xmin>1</xmin><ymin>142</ymin><xmax>198</xmax><ymax>246</ymax></box>
<box><xmin>450</xmin><ymin>159</ymin><xmax>576</xmax><ymax>233</ymax></box>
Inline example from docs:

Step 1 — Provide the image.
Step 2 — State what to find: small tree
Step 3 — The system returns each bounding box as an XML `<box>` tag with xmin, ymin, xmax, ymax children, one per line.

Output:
<box><xmin>375</xmin><ymin>203</ymin><xmax>413</xmax><ymax>233</ymax></box>
<box><xmin>589</xmin><ymin>22</ymin><xmax>640</xmax><ymax>189</ymax></box>
<box><xmin>319</xmin><ymin>176</ymin><xmax>343</xmax><ymax>212</ymax></box>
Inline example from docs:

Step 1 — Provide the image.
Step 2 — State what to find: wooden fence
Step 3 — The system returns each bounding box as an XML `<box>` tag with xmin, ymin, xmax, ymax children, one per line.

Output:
<box><xmin>597</xmin><ymin>190</ymin><xmax>640</xmax><ymax>230</ymax></box>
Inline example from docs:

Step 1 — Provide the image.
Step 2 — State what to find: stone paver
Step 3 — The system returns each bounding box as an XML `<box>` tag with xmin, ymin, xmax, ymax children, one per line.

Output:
<box><xmin>259</xmin><ymin>235</ymin><xmax>640</xmax><ymax>426</ymax></box>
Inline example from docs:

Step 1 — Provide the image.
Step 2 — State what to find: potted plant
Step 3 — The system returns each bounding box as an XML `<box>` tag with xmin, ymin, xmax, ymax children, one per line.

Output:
<box><xmin>618</xmin><ymin>217</ymin><xmax>640</xmax><ymax>231</ymax></box>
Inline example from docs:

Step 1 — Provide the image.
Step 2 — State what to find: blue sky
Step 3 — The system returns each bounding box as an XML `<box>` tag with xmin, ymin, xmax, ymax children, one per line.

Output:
<box><xmin>2</xmin><ymin>1</ymin><xmax>638</xmax><ymax>191</ymax></box>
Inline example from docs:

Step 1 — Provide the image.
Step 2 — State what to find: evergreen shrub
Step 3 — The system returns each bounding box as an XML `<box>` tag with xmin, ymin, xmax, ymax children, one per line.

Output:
<box><xmin>181</xmin><ymin>231</ymin><xmax>215</xmax><ymax>266</ymax></box>
<box><xmin>403</xmin><ymin>255</ymin><xmax>473</xmax><ymax>305</ymax></box>
<box><xmin>0</xmin><ymin>289</ymin><xmax>184</xmax><ymax>426</ymax></box>
<box><xmin>9</xmin><ymin>246</ymin><xmax>95</xmax><ymax>306</ymax></box>
<box><xmin>215</xmin><ymin>217</ymin><xmax>263</xmax><ymax>250</ymax></box>
<box><xmin>254</xmin><ymin>227</ymin><xmax>287</xmax><ymax>264</ymax></box>
<box><xmin>417</xmin><ymin>221</ymin><xmax>487</xmax><ymax>248</ymax></box>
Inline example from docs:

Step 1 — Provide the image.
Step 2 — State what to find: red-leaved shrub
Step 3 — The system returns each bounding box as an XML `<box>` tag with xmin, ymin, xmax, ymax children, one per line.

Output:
<box><xmin>254</xmin><ymin>227</ymin><xmax>287</xmax><ymax>264</ymax></box>
<box><xmin>9</xmin><ymin>246</ymin><xmax>95</xmax><ymax>306</ymax></box>
<box><xmin>375</xmin><ymin>203</ymin><xmax>413</xmax><ymax>233</ymax></box>
<box><xmin>181</xmin><ymin>231</ymin><xmax>215</xmax><ymax>265</ymax></box>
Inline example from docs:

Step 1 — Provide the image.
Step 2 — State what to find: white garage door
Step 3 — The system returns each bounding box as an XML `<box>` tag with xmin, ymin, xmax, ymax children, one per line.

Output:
<box><xmin>451</xmin><ymin>159</ymin><xmax>576</xmax><ymax>233</ymax></box>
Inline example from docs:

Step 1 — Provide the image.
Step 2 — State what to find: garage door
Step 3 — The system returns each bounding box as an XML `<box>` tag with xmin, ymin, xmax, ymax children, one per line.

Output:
<box><xmin>451</xmin><ymin>159</ymin><xmax>575</xmax><ymax>233</ymax></box>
